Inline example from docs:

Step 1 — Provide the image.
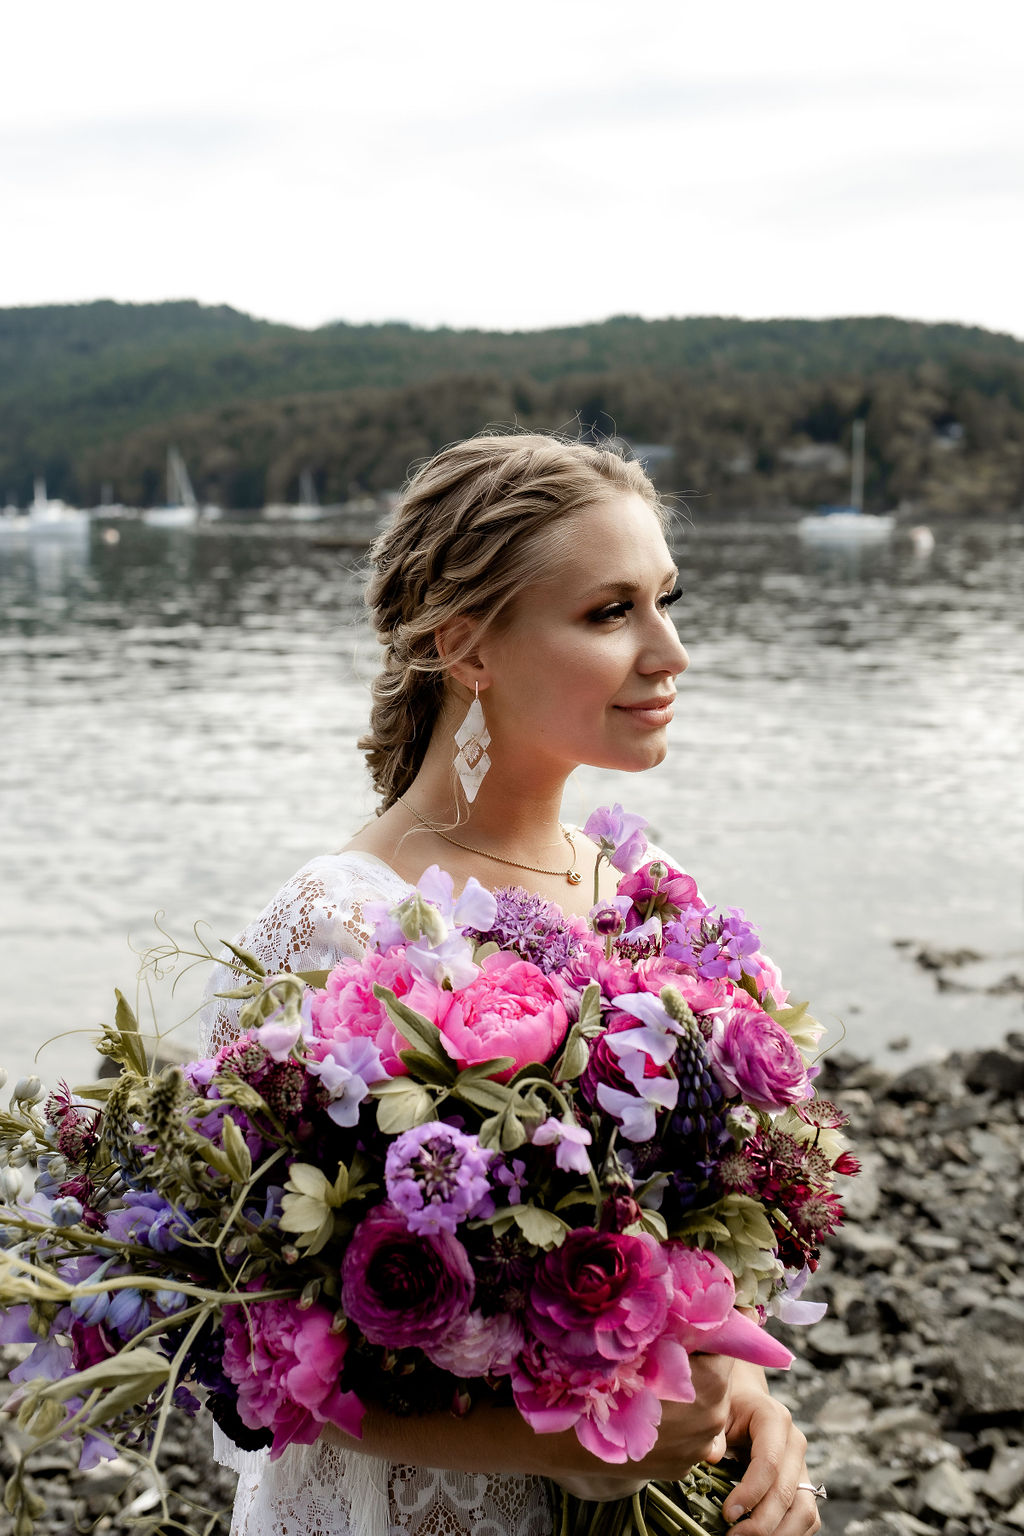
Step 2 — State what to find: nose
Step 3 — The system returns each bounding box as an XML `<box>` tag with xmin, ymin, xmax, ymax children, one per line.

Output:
<box><xmin>642</xmin><ymin>618</ymin><xmax>689</xmax><ymax>679</ymax></box>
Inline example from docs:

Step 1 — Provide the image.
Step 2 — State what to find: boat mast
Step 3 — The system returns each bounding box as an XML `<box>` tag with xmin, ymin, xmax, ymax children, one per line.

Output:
<box><xmin>850</xmin><ymin>420</ymin><xmax>866</xmax><ymax>513</ymax></box>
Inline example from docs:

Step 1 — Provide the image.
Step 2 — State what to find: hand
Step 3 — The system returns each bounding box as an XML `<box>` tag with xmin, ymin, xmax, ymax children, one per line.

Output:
<box><xmin>718</xmin><ymin>1364</ymin><xmax>821</xmax><ymax>1535</ymax></box>
<box><xmin>549</xmin><ymin>1353</ymin><xmax>735</xmax><ymax>1500</ymax></box>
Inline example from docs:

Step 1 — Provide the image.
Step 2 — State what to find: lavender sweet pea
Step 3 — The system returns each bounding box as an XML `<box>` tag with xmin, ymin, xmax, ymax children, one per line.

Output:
<box><xmin>583</xmin><ymin>805</ymin><xmax>650</xmax><ymax>876</ymax></box>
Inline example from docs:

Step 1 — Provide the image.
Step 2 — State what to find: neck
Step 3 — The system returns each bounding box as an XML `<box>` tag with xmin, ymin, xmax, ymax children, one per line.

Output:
<box><xmin>404</xmin><ymin>716</ymin><xmax>570</xmax><ymax>857</ymax></box>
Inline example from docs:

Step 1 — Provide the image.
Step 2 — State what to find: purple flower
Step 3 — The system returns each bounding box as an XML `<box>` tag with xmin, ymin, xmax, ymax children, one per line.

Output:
<box><xmin>617</xmin><ymin>861</ymin><xmax>701</xmax><ymax>929</ymax></box>
<box><xmin>385</xmin><ymin>1122</ymin><xmax>494</xmax><ymax>1235</ymax></box>
<box><xmin>526</xmin><ymin>1227</ymin><xmax>671</xmax><ymax>1369</ymax></box>
<box><xmin>306</xmin><ymin>1036</ymin><xmax>388</xmax><ymax>1128</ymax></box>
<box><xmin>8</xmin><ymin>1334</ymin><xmax>74</xmax><ymax>1385</ymax></box>
<box><xmin>531</xmin><ymin>1117</ymin><xmax>593</xmax><ymax>1175</ymax></box>
<box><xmin>771</xmin><ymin>1265</ymin><xmax>828</xmax><ymax>1326</ymax></box>
<box><xmin>341</xmin><ymin>1203</ymin><xmax>475</xmax><ymax>1351</ymax></box>
<box><xmin>708</xmin><ymin>994</ymin><xmax>816</xmax><ymax>1113</ymax></box>
<box><xmin>50</xmin><ymin>1196</ymin><xmax>84</xmax><ymax>1227</ymax></box>
<box><xmin>597</xmin><ymin>1077</ymin><xmax>679</xmax><ymax>1142</ymax></box>
<box><xmin>494</xmin><ymin>1156</ymin><xmax>527</xmax><ymax>1205</ymax></box>
<box><xmin>106</xmin><ymin>1190</ymin><xmax>185</xmax><ymax>1253</ymax></box>
<box><xmin>106</xmin><ymin>1287</ymin><xmax>151</xmax><ymax>1338</ymax></box>
<box><xmin>607</xmin><ymin>993</ymin><xmax>685</xmax><ymax>1066</ymax></box>
<box><xmin>426</xmin><ymin>1308</ymin><xmax>525</xmax><ymax>1377</ymax></box>
<box><xmin>466</xmin><ymin>887</ymin><xmax>581</xmax><ymax>975</ymax></box>
<box><xmin>665</xmin><ymin>906</ymin><xmax>762</xmax><ymax>983</ymax></box>
<box><xmin>584</xmin><ymin>804</ymin><xmax>649</xmax><ymax>875</ymax></box>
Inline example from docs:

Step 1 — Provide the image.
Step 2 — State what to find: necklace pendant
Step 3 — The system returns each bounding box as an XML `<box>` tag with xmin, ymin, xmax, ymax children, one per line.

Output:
<box><xmin>566</xmin><ymin>870</ymin><xmax>582</xmax><ymax>886</ymax></box>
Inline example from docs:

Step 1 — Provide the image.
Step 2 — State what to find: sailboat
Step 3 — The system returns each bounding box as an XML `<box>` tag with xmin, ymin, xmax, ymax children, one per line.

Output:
<box><xmin>142</xmin><ymin>448</ymin><xmax>200</xmax><ymax>528</ymax></box>
<box><xmin>0</xmin><ymin>478</ymin><xmax>89</xmax><ymax>538</ymax></box>
<box><xmin>263</xmin><ymin>468</ymin><xmax>324</xmax><ymax>522</ymax></box>
<box><xmin>797</xmin><ymin>422</ymin><xmax>895</xmax><ymax>542</ymax></box>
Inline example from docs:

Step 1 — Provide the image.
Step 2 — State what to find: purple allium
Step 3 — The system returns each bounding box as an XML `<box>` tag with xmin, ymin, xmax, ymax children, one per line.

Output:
<box><xmin>385</xmin><ymin>1122</ymin><xmax>495</xmax><ymax>1235</ymax></box>
<box><xmin>465</xmin><ymin>886</ymin><xmax>581</xmax><ymax>975</ymax></box>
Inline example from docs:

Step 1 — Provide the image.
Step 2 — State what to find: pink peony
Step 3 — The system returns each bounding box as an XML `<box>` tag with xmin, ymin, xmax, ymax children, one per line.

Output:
<box><xmin>511</xmin><ymin>1341</ymin><xmax>664</xmax><ymax>1463</ymax></box>
<box><xmin>221</xmin><ymin>1298</ymin><xmax>364</xmax><ymax>1460</ymax></box>
<box><xmin>431</xmin><ymin>952</ymin><xmax>568</xmax><ymax>1082</ymax></box>
<box><xmin>425</xmin><ymin>1308</ymin><xmax>525</xmax><ymax>1378</ymax></box>
<box><xmin>526</xmin><ymin>1227</ymin><xmax>672</xmax><ymax>1370</ymax></box>
<box><xmin>657</xmin><ymin>1246</ymin><xmax>793</xmax><ymax>1374</ymax></box>
<box><xmin>708</xmin><ymin>993</ymin><xmax>816</xmax><ymax>1112</ymax></box>
<box><xmin>310</xmin><ymin>947</ymin><xmax>436</xmax><ymax>1076</ymax></box>
<box><xmin>340</xmin><ymin>1203</ymin><xmax>475</xmax><ymax>1351</ymax></box>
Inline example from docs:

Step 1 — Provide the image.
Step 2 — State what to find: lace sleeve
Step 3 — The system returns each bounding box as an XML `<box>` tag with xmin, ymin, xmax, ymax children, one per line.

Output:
<box><xmin>198</xmin><ymin>854</ymin><xmax>410</xmax><ymax>1057</ymax></box>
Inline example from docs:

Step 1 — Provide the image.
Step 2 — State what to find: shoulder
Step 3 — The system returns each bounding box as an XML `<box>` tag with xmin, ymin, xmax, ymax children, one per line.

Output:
<box><xmin>241</xmin><ymin>852</ymin><xmax>411</xmax><ymax>960</ymax></box>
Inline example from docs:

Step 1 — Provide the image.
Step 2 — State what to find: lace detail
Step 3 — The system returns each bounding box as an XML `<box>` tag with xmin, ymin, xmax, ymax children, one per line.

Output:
<box><xmin>199</xmin><ymin>851</ymin><xmax>553</xmax><ymax>1536</ymax></box>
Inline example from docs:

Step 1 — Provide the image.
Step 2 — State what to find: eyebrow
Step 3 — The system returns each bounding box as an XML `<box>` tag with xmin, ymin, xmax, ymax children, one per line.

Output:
<box><xmin>580</xmin><ymin>569</ymin><xmax>679</xmax><ymax>601</ymax></box>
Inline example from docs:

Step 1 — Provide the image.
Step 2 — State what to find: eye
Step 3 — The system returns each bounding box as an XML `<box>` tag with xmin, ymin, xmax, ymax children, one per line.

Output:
<box><xmin>659</xmin><ymin>586</ymin><xmax>683</xmax><ymax>610</ymax></box>
<box><xmin>587</xmin><ymin>600</ymin><xmax>634</xmax><ymax>624</ymax></box>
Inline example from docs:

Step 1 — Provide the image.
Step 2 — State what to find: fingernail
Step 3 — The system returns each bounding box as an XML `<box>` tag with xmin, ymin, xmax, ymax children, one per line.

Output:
<box><xmin>724</xmin><ymin>1504</ymin><xmax>745</xmax><ymax>1524</ymax></box>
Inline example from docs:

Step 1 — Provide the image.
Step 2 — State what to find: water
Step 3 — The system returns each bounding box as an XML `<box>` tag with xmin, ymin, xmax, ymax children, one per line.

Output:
<box><xmin>2</xmin><ymin>515</ymin><xmax>1022</xmax><ymax>1094</ymax></box>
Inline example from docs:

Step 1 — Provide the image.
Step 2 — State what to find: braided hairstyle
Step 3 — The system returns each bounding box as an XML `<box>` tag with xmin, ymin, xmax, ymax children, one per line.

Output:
<box><xmin>359</xmin><ymin>432</ymin><xmax>663</xmax><ymax>810</ymax></box>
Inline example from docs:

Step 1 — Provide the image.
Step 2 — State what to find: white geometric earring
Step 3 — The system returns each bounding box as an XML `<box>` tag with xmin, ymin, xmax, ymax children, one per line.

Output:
<box><xmin>453</xmin><ymin>682</ymin><xmax>491</xmax><ymax>803</ymax></box>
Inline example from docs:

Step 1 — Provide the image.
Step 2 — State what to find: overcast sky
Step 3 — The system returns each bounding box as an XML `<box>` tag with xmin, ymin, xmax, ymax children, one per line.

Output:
<box><xmin>4</xmin><ymin>0</ymin><xmax>1023</xmax><ymax>337</ymax></box>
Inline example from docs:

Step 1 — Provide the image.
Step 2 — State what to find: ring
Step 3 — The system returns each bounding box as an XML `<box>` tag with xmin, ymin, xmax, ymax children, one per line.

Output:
<box><xmin>796</xmin><ymin>1482</ymin><xmax>827</xmax><ymax>1500</ymax></box>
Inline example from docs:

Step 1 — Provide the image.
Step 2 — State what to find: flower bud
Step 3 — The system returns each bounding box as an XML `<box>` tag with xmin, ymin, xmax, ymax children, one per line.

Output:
<box><xmin>726</xmin><ymin>1105</ymin><xmax>758</xmax><ymax>1144</ymax></box>
<box><xmin>0</xmin><ymin>1165</ymin><xmax>23</xmax><ymax>1202</ymax></box>
<box><xmin>50</xmin><ymin>1196</ymin><xmax>84</xmax><ymax>1228</ymax></box>
<box><xmin>591</xmin><ymin>904</ymin><xmax>623</xmax><ymax>937</ymax></box>
<box><xmin>13</xmin><ymin>1076</ymin><xmax>45</xmax><ymax>1106</ymax></box>
<box><xmin>298</xmin><ymin>1278</ymin><xmax>321</xmax><ymax>1311</ymax></box>
<box><xmin>647</xmin><ymin>861</ymin><xmax>668</xmax><ymax>885</ymax></box>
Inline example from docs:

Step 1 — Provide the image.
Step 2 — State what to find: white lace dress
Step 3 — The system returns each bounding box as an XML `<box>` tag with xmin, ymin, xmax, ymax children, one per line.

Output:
<box><xmin>199</xmin><ymin>851</ymin><xmax>554</xmax><ymax>1536</ymax></box>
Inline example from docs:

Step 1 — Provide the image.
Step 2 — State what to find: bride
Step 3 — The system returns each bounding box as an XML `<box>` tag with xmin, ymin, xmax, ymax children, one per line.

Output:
<box><xmin>201</xmin><ymin>433</ymin><xmax>821</xmax><ymax>1536</ymax></box>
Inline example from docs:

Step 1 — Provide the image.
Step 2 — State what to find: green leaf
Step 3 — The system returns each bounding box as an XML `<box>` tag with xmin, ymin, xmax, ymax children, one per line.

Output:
<box><xmin>220</xmin><ymin>1114</ymin><xmax>253</xmax><ymax>1183</ymax></box>
<box><xmin>456</xmin><ymin>1057</ymin><xmax>516</xmax><ymax>1083</ymax></box>
<box><xmin>452</xmin><ymin>1078</ymin><xmax>512</xmax><ymax>1114</ymax></box>
<box><xmin>371</xmin><ymin>1077</ymin><xmax>436</xmax><ymax>1134</ymax></box>
<box><xmin>471</xmin><ymin>940</ymin><xmax>500</xmax><ymax>963</ymax></box>
<box><xmin>553</xmin><ymin>1026</ymin><xmax>590</xmax><ymax>1082</ymax></box>
<box><xmin>511</xmin><ymin>1204</ymin><xmax>568</xmax><ymax>1248</ymax></box>
<box><xmin>398</xmin><ymin>1049</ymin><xmax>457</xmax><ymax>1086</ymax></box>
<box><xmin>372</xmin><ymin>986</ymin><xmax>450</xmax><ymax>1065</ymax></box>
<box><xmin>221</xmin><ymin>940</ymin><xmax>266</xmax><ymax>979</ymax></box>
<box><xmin>736</xmin><ymin>971</ymin><xmax>760</xmax><ymax>1001</ymax></box>
<box><xmin>628</xmin><ymin>1208</ymin><xmax>668</xmax><ymax>1242</ymax></box>
<box><xmin>295</xmin><ymin>967</ymin><xmax>331</xmax><ymax>989</ymax></box>
<box><xmin>112</xmin><ymin>991</ymin><xmax>148</xmax><ymax>1076</ymax></box>
<box><xmin>40</xmin><ymin>1347</ymin><xmax>171</xmax><ymax>1412</ymax></box>
<box><xmin>577</xmin><ymin>982</ymin><xmax>603</xmax><ymax>1035</ymax></box>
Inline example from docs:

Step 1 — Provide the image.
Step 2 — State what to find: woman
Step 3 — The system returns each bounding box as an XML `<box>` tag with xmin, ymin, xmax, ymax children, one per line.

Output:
<box><xmin>202</xmin><ymin>433</ymin><xmax>821</xmax><ymax>1536</ymax></box>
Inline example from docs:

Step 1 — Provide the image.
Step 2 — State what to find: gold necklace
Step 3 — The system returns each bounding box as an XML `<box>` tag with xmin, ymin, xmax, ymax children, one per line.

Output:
<box><xmin>399</xmin><ymin>798</ymin><xmax>582</xmax><ymax>886</ymax></box>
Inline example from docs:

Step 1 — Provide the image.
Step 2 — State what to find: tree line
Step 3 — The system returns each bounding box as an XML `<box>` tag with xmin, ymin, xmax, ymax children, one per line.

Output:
<box><xmin>3</xmin><ymin>302</ymin><xmax>1023</xmax><ymax>513</ymax></box>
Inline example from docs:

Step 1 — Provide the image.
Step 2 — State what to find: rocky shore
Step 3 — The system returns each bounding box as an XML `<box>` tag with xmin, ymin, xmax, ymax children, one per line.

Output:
<box><xmin>3</xmin><ymin>1034</ymin><xmax>1023</xmax><ymax>1536</ymax></box>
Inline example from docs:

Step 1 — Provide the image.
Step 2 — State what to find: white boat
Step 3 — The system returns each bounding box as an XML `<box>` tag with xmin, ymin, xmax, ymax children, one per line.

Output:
<box><xmin>263</xmin><ymin>468</ymin><xmax>324</xmax><ymax>522</ymax></box>
<box><xmin>143</xmin><ymin>448</ymin><xmax>200</xmax><ymax>527</ymax></box>
<box><xmin>797</xmin><ymin>422</ymin><xmax>895</xmax><ymax>542</ymax></box>
<box><xmin>0</xmin><ymin>479</ymin><xmax>89</xmax><ymax>538</ymax></box>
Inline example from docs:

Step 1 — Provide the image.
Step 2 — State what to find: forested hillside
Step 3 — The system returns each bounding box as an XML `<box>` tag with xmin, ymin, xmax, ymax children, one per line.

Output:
<box><xmin>3</xmin><ymin>301</ymin><xmax>1023</xmax><ymax>512</ymax></box>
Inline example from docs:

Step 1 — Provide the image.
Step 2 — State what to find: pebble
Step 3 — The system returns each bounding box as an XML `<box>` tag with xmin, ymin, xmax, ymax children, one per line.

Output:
<box><xmin>2</xmin><ymin>1033</ymin><xmax>1023</xmax><ymax>1536</ymax></box>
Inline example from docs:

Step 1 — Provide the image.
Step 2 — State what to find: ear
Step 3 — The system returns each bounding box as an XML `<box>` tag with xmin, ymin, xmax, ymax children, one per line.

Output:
<box><xmin>435</xmin><ymin>615</ymin><xmax>492</xmax><ymax>692</ymax></box>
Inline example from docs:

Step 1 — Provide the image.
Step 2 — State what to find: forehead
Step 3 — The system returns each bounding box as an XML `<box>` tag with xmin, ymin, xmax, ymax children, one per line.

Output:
<box><xmin>543</xmin><ymin>492</ymin><xmax>671</xmax><ymax>585</ymax></box>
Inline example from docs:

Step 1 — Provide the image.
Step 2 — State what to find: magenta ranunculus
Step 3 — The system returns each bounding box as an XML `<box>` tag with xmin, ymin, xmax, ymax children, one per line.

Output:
<box><xmin>708</xmin><ymin>993</ymin><xmax>816</xmax><ymax>1112</ymax></box>
<box><xmin>526</xmin><ymin>1227</ymin><xmax>672</xmax><ymax>1370</ymax></box>
<box><xmin>432</xmin><ymin>952</ymin><xmax>568</xmax><ymax>1082</ymax></box>
<box><xmin>221</xmin><ymin>1297</ymin><xmax>364</xmax><ymax>1460</ymax></box>
<box><xmin>340</xmin><ymin>1203</ymin><xmax>474</xmax><ymax>1351</ymax></box>
<box><xmin>617</xmin><ymin>861</ymin><xmax>701</xmax><ymax>929</ymax></box>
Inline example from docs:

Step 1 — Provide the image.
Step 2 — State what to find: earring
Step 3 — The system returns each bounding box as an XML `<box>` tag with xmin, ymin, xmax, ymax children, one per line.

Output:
<box><xmin>453</xmin><ymin>682</ymin><xmax>491</xmax><ymax>803</ymax></box>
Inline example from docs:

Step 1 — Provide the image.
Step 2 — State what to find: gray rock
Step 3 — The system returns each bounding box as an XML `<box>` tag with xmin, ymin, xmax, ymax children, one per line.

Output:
<box><xmin>985</xmin><ymin>1447</ymin><xmax>1024</xmax><ymax>1508</ymax></box>
<box><xmin>1005</xmin><ymin>1497</ymin><xmax>1024</xmax><ymax>1530</ymax></box>
<box><xmin>917</xmin><ymin>1459</ymin><xmax>977</xmax><ymax>1518</ymax></box>
<box><xmin>814</xmin><ymin>1391</ymin><xmax>874</xmax><ymax>1435</ymax></box>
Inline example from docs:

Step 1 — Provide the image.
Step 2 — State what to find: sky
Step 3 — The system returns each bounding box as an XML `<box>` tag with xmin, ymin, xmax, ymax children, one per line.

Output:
<box><xmin>4</xmin><ymin>0</ymin><xmax>1023</xmax><ymax>337</ymax></box>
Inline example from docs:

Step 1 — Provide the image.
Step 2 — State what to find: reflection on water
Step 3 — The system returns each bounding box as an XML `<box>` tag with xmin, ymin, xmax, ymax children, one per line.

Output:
<box><xmin>2</xmin><ymin>516</ymin><xmax>1021</xmax><ymax>1090</ymax></box>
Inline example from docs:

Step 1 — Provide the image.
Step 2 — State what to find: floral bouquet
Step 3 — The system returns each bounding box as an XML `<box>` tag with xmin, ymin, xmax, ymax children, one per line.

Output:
<box><xmin>0</xmin><ymin>807</ymin><xmax>854</xmax><ymax>1536</ymax></box>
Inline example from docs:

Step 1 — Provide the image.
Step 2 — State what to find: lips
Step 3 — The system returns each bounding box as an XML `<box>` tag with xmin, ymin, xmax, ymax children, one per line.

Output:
<box><xmin>614</xmin><ymin>696</ymin><xmax>676</xmax><ymax>726</ymax></box>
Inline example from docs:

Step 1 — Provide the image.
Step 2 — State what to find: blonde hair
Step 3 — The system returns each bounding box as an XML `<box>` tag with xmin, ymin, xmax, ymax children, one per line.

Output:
<box><xmin>359</xmin><ymin>431</ymin><xmax>663</xmax><ymax>810</ymax></box>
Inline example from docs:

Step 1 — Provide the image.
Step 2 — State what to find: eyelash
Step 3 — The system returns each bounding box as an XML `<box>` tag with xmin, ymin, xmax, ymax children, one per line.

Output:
<box><xmin>590</xmin><ymin>587</ymin><xmax>683</xmax><ymax>623</ymax></box>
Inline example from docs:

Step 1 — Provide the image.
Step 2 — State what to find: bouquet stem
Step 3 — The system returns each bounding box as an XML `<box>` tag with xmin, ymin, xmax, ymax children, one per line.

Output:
<box><xmin>550</xmin><ymin>1462</ymin><xmax>741</xmax><ymax>1536</ymax></box>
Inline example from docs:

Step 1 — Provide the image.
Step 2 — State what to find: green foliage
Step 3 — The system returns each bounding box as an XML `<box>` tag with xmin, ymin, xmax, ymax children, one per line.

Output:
<box><xmin>3</xmin><ymin>300</ymin><xmax>1024</xmax><ymax>511</ymax></box>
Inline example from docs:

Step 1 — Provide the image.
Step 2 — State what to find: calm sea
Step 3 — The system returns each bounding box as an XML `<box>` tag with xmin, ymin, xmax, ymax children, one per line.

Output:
<box><xmin>1</xmin><ymin>514</ymin><xmax>1021</xmax><ymax>1093</ymax></box>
